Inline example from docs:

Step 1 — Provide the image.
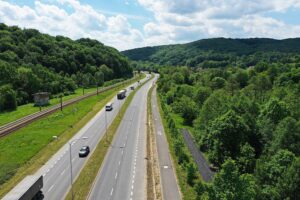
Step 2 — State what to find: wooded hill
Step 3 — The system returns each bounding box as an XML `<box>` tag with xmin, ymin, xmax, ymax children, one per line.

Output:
<box><xmin>0</xmin><ymin>23</ymin><xmax>132</xmax><ymax>111</ymax></box>
<box><xmin>123</xmin><ymin>38</ymin><xmax>300</xmax><ymax>68</ymax></box>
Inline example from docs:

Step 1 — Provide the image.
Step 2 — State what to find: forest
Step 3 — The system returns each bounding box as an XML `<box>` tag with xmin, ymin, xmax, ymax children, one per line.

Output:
<box><xmin>0</xmin><ymin>23</ymin><xmax>132</xmax><ymax>111</ymax></box>
<box><xmin>123</xmin><ymin>38</ymin><xmax>300</xmax><ymax>70</ymax></box>
<box><xmin>156</xmin><ymin>57</ymin><xmax>300</xmax><ymax>199</ymax></box>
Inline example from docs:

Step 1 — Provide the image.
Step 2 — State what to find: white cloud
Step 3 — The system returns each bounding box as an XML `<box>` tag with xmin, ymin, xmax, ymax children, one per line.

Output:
<box><xmin>0</xmin><ymin>0</ymin><xmax>144</xmax><ymax>50</ymax></box>
<box><xmin>0</xmin><ymin>0</ymin><xmax>299</xmax><ymax>50</ymax></box>
<box><xmin>138</xmin><ymin>0</ymin><xmax>300</xmax><ymax>46</ymax></box>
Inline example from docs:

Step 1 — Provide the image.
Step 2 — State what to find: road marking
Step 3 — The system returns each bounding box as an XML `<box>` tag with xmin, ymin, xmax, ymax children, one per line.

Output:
<box><xmin>118</xmin><ymin>161</ymin><xmax>121</xmax><ymax>166</ymax></box>
<box><xmin>72</xmin><ymin>158</ymin><xmax>75</xmax><ymax>162</ymax></box>
<box><xmin>61</xmin><ymin>169</ymin><xmax>65</xmax><ymax>176</ymax></box>
<box><xmin>121</xmin><ymin>150</ymin><xmax>124</xmax><ymax>155</ymax></box>
<box><xmin>110</xmin><ymin>188</ymin><xmax>114</xmax><ymax>196</ymax></box>
<box><xmin>43</xmin><ymin>173</ymin><xmax>46</xmax><ymax>176</ymax></box>
<box><xmin>47</xmin><ymin>185</ymin><xmax>54</xmax><ymax>192</ymax></box>
<box><xmin>115</xmin><ymin>172</ymin><xmax>118</xmax><ymax>179</ymax></box>
<box><xmin>163</xmin><ymin>165</ymin><xmax>169</xmax><ymax>169</ymax></box>
<box><xmin>157</xmin><ymin>131</ymin><xmax>162</xmax><ymax>135</ymax></box>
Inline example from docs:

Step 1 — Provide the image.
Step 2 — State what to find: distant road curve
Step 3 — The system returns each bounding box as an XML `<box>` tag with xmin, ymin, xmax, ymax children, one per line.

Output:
<box><xmin>0</xmin><ymin>78</ymin><xmax>136</xmax><ymax>138</ymax></box>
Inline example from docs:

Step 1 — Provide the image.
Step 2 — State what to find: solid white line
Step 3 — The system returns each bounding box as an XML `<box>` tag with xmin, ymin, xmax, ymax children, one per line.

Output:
<box><xmin>47</xmin><ymin>185</ymin><xmax>54</xmax><ymax>192</ymax></box>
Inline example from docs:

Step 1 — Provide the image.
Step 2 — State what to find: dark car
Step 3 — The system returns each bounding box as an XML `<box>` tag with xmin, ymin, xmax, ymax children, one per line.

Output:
<box><xmin>79</xmin><ymin>146</ymin><xmax>90</xmax><ymax>157</ymax></box>
<box><xmin>130</xmin><ymin>86</ymin><xmax>134</xmax><ymax>90</ymax></box>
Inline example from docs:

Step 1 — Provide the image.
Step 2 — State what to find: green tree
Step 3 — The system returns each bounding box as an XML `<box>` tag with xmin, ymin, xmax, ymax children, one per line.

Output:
<box><xmin>95</xmin><ymin>71</ymin><xmax>104</xmax><ymax>87</ymax></box>
<box><xmin>207</xmin><ymin>159</ymin><xmax>257</xmax><ymax>200</ymax></box>
<box><xmin>271</xmin><ymin>117</ymin><xmax>300</xmax><ymax>155</ymax></box>
<box><xmin>187</xmin><ymin>163</ymin><xmax>197</xmax><ymax>186</ymax></box>
<box><xmin>237</xmin><ymin>143</ymin><xmax>256</xmax><ymax>173</ymax></box>
<box><xmin>211</xmin><ymin>77</ymin><xmax>226</xmax><ymax>89</ymax></box>
<box><xmin>207</xmin><ymin>110</ymin><xmax>250</xmax><ymax>166</ymax></box>
<box><xmin>0</xmin><ymin>84</ymin><xmax>17</xmax><ymax>111</ymax></box>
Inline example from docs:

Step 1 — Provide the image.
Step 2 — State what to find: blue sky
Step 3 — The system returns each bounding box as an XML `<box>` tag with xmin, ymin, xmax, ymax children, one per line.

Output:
<box><xmin>0</xmin><ymin>0</ymin><xmax>300</xmax><ymax>50</ymax></box>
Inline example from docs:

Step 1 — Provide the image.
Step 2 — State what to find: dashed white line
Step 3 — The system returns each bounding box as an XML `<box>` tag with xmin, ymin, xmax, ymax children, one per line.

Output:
<box><xmin>115</xmin><ymin>172</ymin><xmax>118</xmax><ymax>179</ymax></box>
<box><xmin>121</xmin><ymin>150</ymin><xmax>124</xmax><ymax>155</ymax></box>
<box><xmin>72</xmin><ymin>158</ymin><xmax>75</xmax><ymax>162</ymax></box>
<box><xmin>110</xmin><ymin>188</ymin><xmax>114</xmax><ymax>196</ymax></box>
<box><xmin>47</xmin><ymin>185</ymin><xmax>54</xmax><ymax>192</ymax></box>
<box><xmin>118</xmin><ymin>161</ymin><xmax>121</xmax><ymax>166</ymax></box>
<box><xmin>61</xmin><ymin>169</ymin><xmax>65</xmax><ymax>176</ymax></box>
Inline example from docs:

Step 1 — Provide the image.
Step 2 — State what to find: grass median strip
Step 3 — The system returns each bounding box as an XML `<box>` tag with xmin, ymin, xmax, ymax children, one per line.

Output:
<box><xmin>147</xmin><ymin>85</ymin><xmax>162</xmax><ymax>200</ymax></box>
<box><xmin>65</xmin><ymin>74</ymin><xmax>154</xmax><ymax>200</ymax></box>
<box><xmin>0</xmin><ymin>75</ymin><xmax>144</xmax><ymax>199</ymax></box>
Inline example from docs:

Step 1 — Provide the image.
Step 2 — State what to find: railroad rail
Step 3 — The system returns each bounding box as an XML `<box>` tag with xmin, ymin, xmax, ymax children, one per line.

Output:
<box><xmin>0</xmin><ymin>78</ymin><xmax>135</xmax><ymax>138</ymax></box>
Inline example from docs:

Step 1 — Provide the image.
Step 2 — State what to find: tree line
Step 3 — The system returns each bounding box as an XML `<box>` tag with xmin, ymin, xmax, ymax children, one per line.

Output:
<box><xmin>0</xmin><ymin>23</ymin><xmax>132</xmax><ymax>111</ymax></box>
<box><xmin>157</xmin><ymin>60</ymin><xmax>300</xmax><ymax>199</ymax></box>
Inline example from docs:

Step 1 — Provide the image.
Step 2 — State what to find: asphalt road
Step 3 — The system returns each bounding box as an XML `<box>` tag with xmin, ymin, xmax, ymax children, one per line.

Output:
<box><xmin>88</xmin><ymin>75</ymin><xmax>157</xmax><ymax>200</ymax></box>
<box><xmin>181</xmin><ymin>129</ymin><xmax>214</xmax><ymax>182</ymax></box>
<box><xmin>3</xmin><ymin>75</ymin><xmax>150</xmax><ymax>200</ymax></box>
<box><xmin>151</xmin><ymin>86</ymin><xmax>181</xmax><ymax>200</ymax></box>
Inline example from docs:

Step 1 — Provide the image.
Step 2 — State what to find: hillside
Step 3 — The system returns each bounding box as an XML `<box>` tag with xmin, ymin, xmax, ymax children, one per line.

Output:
<box><xmin>0</xmin><ymin>23</ymin><xmax>132</xmax><ymax>110</ymax></box>
<box><xmin>123</xmin><ymin>38</ymin><xmax>300</xmax><ymax>68</ymax></box>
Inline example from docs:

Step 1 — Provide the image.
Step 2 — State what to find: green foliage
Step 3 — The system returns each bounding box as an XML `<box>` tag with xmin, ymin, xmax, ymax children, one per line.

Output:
<box><xmin>205</xmin><ymin>159</ymin><xmax>257</xmax><ymax>200</ymax></box>
<box><xmin>0</xmin><ymin>23</ymin><xmax>132</xmax><ymax>107</ymax></box>
<box><xmin>156</xmin><ymin>61</ymin><xmax>299</xmax><ymax>198</ymax></box>
<box><xmin>123</xmin><ymin>38</ymin><xmax>300</xmax><ymax>68</ymax></box>
<box><xmin>0</xmin><ymin>84</ymin><xmax>17</xmax><ymax>111</ymax></box>
<box><xmin>187</xmin><ymin>163</ymin><xmax>197</xmax><ymax>186</ymax></box>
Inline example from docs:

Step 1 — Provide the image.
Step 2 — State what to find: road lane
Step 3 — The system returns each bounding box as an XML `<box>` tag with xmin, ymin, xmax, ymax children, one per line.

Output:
<box><xmin>151</xmin><ymin>85</ymin><xmax>181</xmax><ymax>200</ymax></box>
<box><xmin>29</xmin><ymin>75</ymin><xmax>149</xmax><ymax>199</ymax></box>
<box><xmin>88</xmin><ymin>74</ymin><xmax>157</xmax><ymax>200</ymax></box>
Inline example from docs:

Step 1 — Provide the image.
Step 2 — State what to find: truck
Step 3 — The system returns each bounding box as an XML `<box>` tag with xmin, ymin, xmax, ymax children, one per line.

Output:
<box><xmin>3</xmin><ymin>175</ymin><xmax>44</xmax><ymax>200</ymax></box>
<box><xmin>117</xmin><ymin>90</ymin><xmax>126</xmax><ymax>99</ymax></box>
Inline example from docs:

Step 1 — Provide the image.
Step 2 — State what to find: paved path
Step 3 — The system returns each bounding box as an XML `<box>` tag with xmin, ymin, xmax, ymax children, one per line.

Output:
<box><xmin>181</xmin><ymin>129</ymin><xmax>214</xmax><ymax>182</ymax></box>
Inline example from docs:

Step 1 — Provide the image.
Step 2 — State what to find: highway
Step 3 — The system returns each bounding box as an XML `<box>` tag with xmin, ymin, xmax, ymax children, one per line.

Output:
<box><xmin>151</xmin><ymin>86</ymin><xmax>181</xmax><ymax>200</ymax></box>
<box><xmin>17</xmin><ymin>75</ymin><xmax>150</xmax><ymax>199</ymax></box>
<box><xmin>88</xmin><ymin>74</ymin><xmax>157</xmax><ymax>200</ymax></box>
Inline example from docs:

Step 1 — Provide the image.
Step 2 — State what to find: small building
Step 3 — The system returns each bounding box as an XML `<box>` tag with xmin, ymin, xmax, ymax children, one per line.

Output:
<box><xmin>33</xmin><ymin>92</ymin><xmax>50</xmax><ymax>106</ymax></box>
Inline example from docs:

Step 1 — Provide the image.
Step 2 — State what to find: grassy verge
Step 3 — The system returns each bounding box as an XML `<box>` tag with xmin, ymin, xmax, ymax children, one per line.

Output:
<box><xmin>147</xmin><ymin>85</ymin><xmax>162</xmax><ymax>200</ymax></box>
<box><xmin>0</xmin><ymin>74</ymin><xmax>145</xmax><ymax>198</ymax></box>
<box><xmin>156</xmin><ymin>94</ymin><xmax>200</xmax><ymax>200</ymax></box>
<box><xmin>64</xmin><ymin>74</ymin><xmax>154</xmax><ymax>200</ymax></box>
<box><xmin>0</xmin><ymin>78</ymin><xmax>129</xmax><ymax>126</ymax></box>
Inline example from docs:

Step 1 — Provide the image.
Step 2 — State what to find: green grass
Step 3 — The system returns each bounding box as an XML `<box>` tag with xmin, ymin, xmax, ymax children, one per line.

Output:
<box><xmin>0</xmin><ymin>79</ymin><xmax>127</xmax><ymax>126</ymax></box>
<box><xmin>156</xmin><ymin>94</ymin><xmax>199</xmax><ymax>200</ymax></box>
<box><xmin>65</xmin><ymin>74</ymin><xmax>154</xmax><ymax>200</ymax></box>
<box><xmin>0</xmin><ymin>75</ymin><xmax>144</xmax><ymax>198</ymax></box>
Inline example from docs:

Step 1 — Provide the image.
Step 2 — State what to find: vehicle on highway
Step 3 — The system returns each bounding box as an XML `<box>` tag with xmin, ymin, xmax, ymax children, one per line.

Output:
<box><xmin>117</xmin><ymin>90</ymin><xmax>126</xmax><ymax>99</ymax></box>
<box><xmin>130</xmin><ymin>86</ymin><xmax>135</xmax><ymax>90</ymax></box>
<box><xmin>3</xmin><ymin>175</ymin><xmax>44</xmax><ymax>200</ymax></box>
<box><xmin>79</xmin><ymin>146</ymin><xmax>90</xmax><ymax>157</ymax></box>
<box><xmin>105</xmin><ymin>102</ymin><xmax>113</xmax><ymax>111</ymax></box>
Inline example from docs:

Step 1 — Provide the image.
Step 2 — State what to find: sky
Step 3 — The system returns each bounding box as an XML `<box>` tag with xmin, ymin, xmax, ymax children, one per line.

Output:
<box><xmin>0</xmin><ymin>0</ymin><xmax>300</xmax><ymax>50</ymax></box>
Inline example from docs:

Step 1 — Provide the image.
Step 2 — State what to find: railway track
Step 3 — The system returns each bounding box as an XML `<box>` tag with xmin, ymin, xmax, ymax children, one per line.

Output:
<box><xmin>0</xmin><ymin>78</ymin><xmax>134</xmax><ymax>138</ymax></box>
